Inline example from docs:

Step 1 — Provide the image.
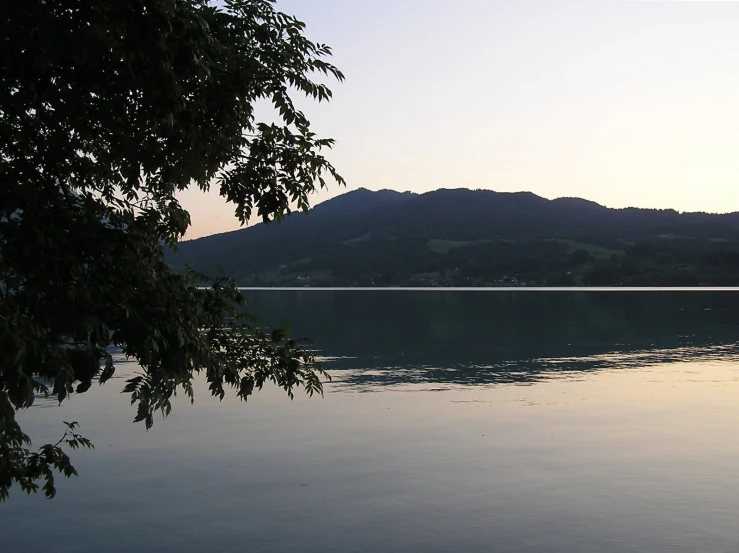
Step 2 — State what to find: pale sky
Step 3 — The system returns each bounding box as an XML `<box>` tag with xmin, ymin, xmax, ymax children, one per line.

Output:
<box><xmin>179</xmin><ymin>0</ymin><xmax>739</xmax><ymax>239</ymax></box>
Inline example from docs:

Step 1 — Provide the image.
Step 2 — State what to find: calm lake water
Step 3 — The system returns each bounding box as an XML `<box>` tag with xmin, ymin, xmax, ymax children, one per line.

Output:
<box><xmin>2</xmin><ymin>290</ymin><xmax>739</xmax><ymax>552</ymax></box>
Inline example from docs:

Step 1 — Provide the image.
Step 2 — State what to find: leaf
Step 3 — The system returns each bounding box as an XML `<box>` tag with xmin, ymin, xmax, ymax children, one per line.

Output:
<box><xmin>99</xmin><ymin>354</ymin><xmax>115</xmax><ymax>385</ymax></box>
<box><xmin>1</xmin><ymin>0</ymin><xmax>341</xmax><ymax>501</ymax></box>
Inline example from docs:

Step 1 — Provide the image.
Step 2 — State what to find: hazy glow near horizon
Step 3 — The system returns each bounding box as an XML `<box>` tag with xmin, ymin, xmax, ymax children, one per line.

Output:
<box><xmin>179</xmin><ymin>0</ymin><xmax>739</xmax><ymax>239</ymax></box>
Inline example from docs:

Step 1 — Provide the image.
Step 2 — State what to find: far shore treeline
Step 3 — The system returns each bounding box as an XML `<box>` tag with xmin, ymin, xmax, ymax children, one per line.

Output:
<box><xmin>169</xmin><ymin>188</ymin><xmax>739</xmax><ymax>287</ymax></box>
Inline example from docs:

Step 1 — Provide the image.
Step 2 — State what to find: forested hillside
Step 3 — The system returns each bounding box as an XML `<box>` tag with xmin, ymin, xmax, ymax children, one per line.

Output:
<box><xmin>169</xmin><ymin>188</ymin><xmax>739</xmax><ymax>286</ymax></box>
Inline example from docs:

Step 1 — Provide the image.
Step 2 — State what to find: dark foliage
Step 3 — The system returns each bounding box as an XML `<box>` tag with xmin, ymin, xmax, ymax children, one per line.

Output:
<box><xmin>1</xmin><ymin>0</ymin><xmax>343</xmax><ymax>499</ymax></box>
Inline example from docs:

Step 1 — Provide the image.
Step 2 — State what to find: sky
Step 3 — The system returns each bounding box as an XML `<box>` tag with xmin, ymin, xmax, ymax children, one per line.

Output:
<box><xmin>179</xmin><ymin>0</ymin><xmax>739</xmax><ymax>239</ymax></box>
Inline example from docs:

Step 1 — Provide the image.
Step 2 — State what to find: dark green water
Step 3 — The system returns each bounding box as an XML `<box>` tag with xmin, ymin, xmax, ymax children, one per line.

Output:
<box><xmin>2</xmin><ymin>291</ymin><xmax>739</xmax><ymax>552</ymax></box>
<box><xmin>244</xmin><ymin>289</ymin><xmax>739</xmax><ymax>384</ymax></box>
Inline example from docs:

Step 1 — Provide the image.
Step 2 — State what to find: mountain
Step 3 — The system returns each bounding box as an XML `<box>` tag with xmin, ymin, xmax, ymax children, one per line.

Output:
<box><xmin>168</xmin><ymin>188</ymin><xmax>739</xmax><ymax>286</ymax></box>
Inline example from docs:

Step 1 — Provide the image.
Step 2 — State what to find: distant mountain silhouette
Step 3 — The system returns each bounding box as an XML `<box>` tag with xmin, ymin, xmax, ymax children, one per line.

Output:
<box><xmin>169</xmin><ymin>188</ymin><xmax>739</xmax><ymax>286</ymax></box>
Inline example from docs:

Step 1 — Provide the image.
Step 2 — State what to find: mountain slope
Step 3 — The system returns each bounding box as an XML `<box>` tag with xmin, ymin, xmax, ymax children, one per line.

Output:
<box><xmin>169</xmin><ymin>188</ymin><xmax>739</xmax><ymax>286</ymax></box>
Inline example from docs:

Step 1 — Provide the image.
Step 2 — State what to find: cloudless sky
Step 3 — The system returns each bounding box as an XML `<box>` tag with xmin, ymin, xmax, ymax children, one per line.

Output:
<box><xmin>179</xmin><ymin>0</ymin><xmax>739</xmax><ymax>238</ymax></box>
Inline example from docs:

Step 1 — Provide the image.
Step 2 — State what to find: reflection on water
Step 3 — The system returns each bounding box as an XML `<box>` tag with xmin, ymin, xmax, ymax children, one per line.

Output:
<box><xmin>2</xmin><ymin>291</ymin><xmax>739</xmax><ymax>553</ymax></box>
<box><xmin>326</xmin><ymin>343</ymin><xmax>739</xmax><ymax>391</ymax></box>
<box><xmin>245</xmin><ymin>290</ymin><xmax>739</xmax><ymax>389</ymax></box>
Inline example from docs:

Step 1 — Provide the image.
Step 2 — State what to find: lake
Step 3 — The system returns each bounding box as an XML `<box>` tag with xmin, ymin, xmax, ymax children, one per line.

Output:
<box><xmin>2</xmin><ymin>290</ymin><xmax>739</xmax><ymax>552</ymax></box>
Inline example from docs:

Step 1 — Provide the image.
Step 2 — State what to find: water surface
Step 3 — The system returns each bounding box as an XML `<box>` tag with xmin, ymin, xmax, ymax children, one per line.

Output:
<box><xmin>2</xmin><ymin>291</ymin><xmax>738</xmax><ymax>552</ymax></box>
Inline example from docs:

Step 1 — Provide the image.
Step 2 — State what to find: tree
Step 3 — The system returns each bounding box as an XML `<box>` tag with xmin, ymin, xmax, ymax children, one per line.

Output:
<box><xmin>0</xmin><ymin>0</ymin><xmax>344</xmax><ymax>500</ymax></box>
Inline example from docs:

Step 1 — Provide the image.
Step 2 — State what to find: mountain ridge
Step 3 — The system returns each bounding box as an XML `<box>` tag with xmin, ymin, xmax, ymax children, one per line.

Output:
<box><xmin>170</xmin><ymin>188</ymin><xmax>739</xmax><ymax>287</ymax></box>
